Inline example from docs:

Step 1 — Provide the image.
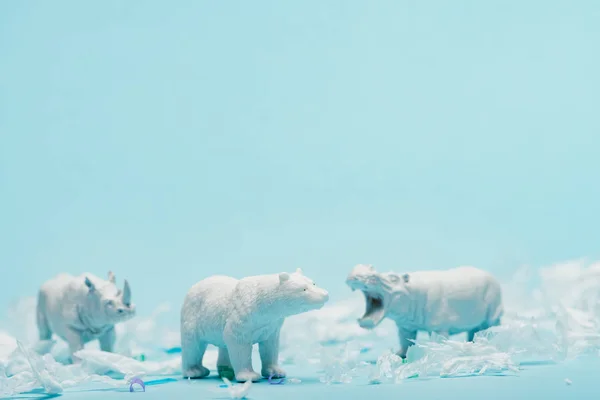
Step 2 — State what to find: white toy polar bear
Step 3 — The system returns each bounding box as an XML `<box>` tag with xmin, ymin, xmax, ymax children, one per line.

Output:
<box><xmin>346</xmin><ymin>264</ymin><xmax>504</xmax><ymax>358</ymax></box>
<box><xmin>180</xmin><ymin>268</ymin><xmax>329</xmax><ymax>382</ymax></box>
<box><xmin>36</xmin><ymin>271</ymin><xmax>136</xmax><ymax>361</ymax></box>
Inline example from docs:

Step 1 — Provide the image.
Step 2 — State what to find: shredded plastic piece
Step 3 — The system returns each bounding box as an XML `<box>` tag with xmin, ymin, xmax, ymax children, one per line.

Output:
<box><xmin>318</xmin><ymin>342</ymin><xmax>371</xmax><ymax>384</ymax></box>
<box><xmin>129</xmin><ymin>376</ymin><xmax>145</xmax><ymax>392</ymax></box>
<box><xmin>75</xmin><ymin>349</ymin><xmax>181</xmax><ymax>376</ymax></box>
<box><xmin>16</xmin><ymin>341</ymin><xmax>63</xmax><ymax>394</ymax></box>
<box><xmin>221</xmin><ymin>377</ymin><xmax>252</xmax><ymax>399</ymax></box>
<box><xmin>268</xmin><ymin>373</ymin><xmax>285</xmax><ymax>384</ymax></box>
<box><xmin>367</xmin><ymin>334</ymin><xmax>520</xmax><ymax>384</ymax></box>
<box><xmin>0</xmin><ymin>342</ymin><xmax>125</xmax><ymax>397</ymax></box>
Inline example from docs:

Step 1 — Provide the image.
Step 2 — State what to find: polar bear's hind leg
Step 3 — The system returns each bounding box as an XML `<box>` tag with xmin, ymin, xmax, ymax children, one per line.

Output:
<box><xmin>217</xmin><ymin>347</ymin><xmax>235</xmax><ymax>380</ymax></box>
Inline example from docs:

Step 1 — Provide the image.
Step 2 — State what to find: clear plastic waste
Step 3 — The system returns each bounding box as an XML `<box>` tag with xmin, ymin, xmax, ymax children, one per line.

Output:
<box><xmin>3</xmin><ymin>260</ymin><xmax>600</xmax><ymax>393</ymax></box>
<box><xmin>221</xmin><ymin>377</ymin><xmax>252</xmax><ymax>399</ymax></box>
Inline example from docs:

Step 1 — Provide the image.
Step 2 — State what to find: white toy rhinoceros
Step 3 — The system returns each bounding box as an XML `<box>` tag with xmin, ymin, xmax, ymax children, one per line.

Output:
<box><xmin>36</xmin><ymin>271</ymin><xmax>136</xmax><ymax>361</ymax></box>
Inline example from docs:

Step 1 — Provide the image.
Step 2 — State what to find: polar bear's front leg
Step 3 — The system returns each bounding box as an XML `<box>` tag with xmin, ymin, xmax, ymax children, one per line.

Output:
<box><xmin>224</xmin><ymin>334</ymin><xmax>260</xmax><ymax>382</ymax></box>
<box><xmin>259</xmin><ymin>329</ymin><xmax>285</xmax><ymax>378</ymax></box>
<box><xmin>226</xmin><ymin>343</ymin><xmax>261</xmax><ymax>382</ymax></box>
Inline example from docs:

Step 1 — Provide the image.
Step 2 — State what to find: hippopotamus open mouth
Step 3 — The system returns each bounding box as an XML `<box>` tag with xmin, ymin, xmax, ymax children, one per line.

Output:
<box><xmin>347</xmin><ymin>264</ymin><xmax>388</xmax><ymax>329</ymax></box>
<box><xmin>358</xmin><ymin>291</ymin><xmax>385</xmax><ymax>329</ymax></box>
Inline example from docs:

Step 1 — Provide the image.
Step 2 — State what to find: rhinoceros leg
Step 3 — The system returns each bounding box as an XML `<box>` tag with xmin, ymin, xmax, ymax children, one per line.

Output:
<box><xmin>64</xmin><ymin>328</ymin><xmax>84</xmax><ymax>363</ymax></box>
<box><xmin>99</xmin><ymin>327</ymin><xmax>116</xmax><ymax>352</ymax></box>
<box><xmin>36</xmin><ymin>303</ymin><xmax>52</xmax><ymax>340</ymax></box>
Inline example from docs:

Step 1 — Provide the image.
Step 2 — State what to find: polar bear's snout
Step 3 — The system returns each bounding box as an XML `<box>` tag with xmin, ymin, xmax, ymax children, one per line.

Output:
<box><xmin>309</xmin><ymin>286</ymin><xmax>329</xmax><ymax>304</ymax></box>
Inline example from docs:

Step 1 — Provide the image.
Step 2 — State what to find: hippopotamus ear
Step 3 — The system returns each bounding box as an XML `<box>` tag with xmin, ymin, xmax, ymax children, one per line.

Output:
<box><xmin>108</xmin><ymin>271</ymin><xmax>116</xmax><ymax>284</ymax></box>
<box><xmin>279</xmin><ymin>272</ymin><xmax>290</xmax><ymax>283</ymax></box>
<box><xmin>84</xmin><ymin>277</ymin><xmax>96</xmax><ymax>292</ymax></box>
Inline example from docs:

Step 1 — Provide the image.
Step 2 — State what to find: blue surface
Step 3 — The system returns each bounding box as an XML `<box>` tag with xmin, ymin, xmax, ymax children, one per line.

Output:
<box><xmin>2</xmin><ymin>0</ymin><xmax>600</xmax><ymax>320</ymax></box>
<box><xmin>14</xmin><ymin>358</ymin><xmax>599</xmax><ymax>400</ymax></box>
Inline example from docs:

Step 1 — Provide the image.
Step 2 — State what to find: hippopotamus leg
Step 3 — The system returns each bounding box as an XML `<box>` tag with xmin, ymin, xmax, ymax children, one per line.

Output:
<box><xmin>396</xmin><ymin>327</ymin><xmax>417</xmax><ymax>359</ymax></box>
<box><xmin>466</xmin><ymin>330</ymin><xmax>476</xmax><ymax>342</ymax></box>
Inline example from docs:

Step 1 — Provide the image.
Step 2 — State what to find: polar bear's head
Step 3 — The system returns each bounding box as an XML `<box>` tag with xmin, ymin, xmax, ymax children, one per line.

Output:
<box><xmin>346</xmin><ymin>264</ymin><xmax>410</xmax><ymax>329</ymax></box>
<box><xmin>83</xmin><ymin>271</ymin><xmax>136</xmax><ymax>325</ymax></box>
<box><xmin>274</xmin><ymin>268</ymin><xmax>329</xmax><ymax>316</ymax></box>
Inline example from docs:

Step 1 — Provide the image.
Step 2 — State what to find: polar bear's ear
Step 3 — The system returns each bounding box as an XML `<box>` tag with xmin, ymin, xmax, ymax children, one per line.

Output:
<box><xmin>84</xmin><ymin>277</ymin><xmax>96</xmax><ymax>292</ymax></box>
<box><xmin>279</xmin><ymin>272</ymin><xmax>290</xmax><ymax>283</ymax></box>
<box><xmin>296</xmin><ymin>268</ymin><xmax>303</xmax><ymax>275</ymax></box>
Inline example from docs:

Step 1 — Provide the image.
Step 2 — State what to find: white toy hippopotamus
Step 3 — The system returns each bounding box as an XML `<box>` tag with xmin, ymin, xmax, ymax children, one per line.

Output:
<box><xmin>180</xmin><ymin>268</ymin><xmax>329</xmax><ymax>382</ymax></box>
<box><xmin>36</xmin><ymin>271</ymin><xmax>136</xmax><ymax>361</ymax></box>
<box><xmin>346</xmin><ymin>264</ymin><xmax>504</xmax><ymax>358</ymax></box>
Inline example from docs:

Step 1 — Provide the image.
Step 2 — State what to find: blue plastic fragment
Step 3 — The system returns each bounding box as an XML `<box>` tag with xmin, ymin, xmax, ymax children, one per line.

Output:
<box><xmin>164</xmin><ymin>347</ymin><xmax>182</xmax><ymax>354</ymax></box>
<box><xmin>129</xmin><ymin>377</ymin><xmax>146</xmax><ymax>392</ymax></box>
<box><xmin>268</xmin><ymin>374</ymin><xmax>285</xmax><ymax>385</ymax></box>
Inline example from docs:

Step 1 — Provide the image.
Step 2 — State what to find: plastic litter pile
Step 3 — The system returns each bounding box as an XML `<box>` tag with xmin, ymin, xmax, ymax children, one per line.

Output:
<box><xmin>0</xmin><ymin>340</ymin><xmax>123</xmax><ymax>396</ymax></box>
<box><xmin>0</xmin><ymin>301</ymin><xmax>202</xmax><ymax>397</ymax></box>
<box><xmin>314</xmin><ymin>261</ymin><xmax>600</xmax><ymax>384</ymax></box>
<box><xmin>318</xmin><ymin>342</ymin><xmax>371</xmax><ymax>384</ymax></box>
<box><xmin>369</xmin><ymin>335</ymin><xmax>520</xmax><ymax>384</ymax></box>
<box><xmin>4</xmin><ymin>260</ymin><xmax>600</xmax><ymax>395</ymax></box>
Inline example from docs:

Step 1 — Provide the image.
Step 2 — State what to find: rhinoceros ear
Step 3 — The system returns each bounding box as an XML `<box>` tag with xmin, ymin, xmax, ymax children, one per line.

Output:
<box><xmin>84</xmin><ymin>276</ymin><xmax>95</xmax><ymax>292</ymax></box>
<box><xmin>279</xmin><ymin>272</ymin><xmax>290</xmax><ymax>283</ymax></box>
<box><xmin>108</xmin><ymin>271</ymin><xmax>116</xmax><ymax>284</ymax></box>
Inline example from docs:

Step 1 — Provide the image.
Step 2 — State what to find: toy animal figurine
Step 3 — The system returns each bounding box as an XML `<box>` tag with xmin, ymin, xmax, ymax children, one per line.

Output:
<box><xmin>180</xmin><ymin>268</ymin><xmax>329</xmax><ymax>382</ymax></box>
<box><xmin>346</xmin><ymin>264</ymin><xmax>503</xmax><ymax>359</ymax></box>
<box><xmin>36</xmin><ymin>271</ymin><xmax>136</xmax><ymax>361</ymax></box>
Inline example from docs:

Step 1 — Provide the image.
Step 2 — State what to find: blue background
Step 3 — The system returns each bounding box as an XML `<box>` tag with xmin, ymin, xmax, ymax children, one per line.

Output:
<box><xmin>2</xmin><ymin>0</ymin><xmax>600</xmax><ymax>326</ymax></box>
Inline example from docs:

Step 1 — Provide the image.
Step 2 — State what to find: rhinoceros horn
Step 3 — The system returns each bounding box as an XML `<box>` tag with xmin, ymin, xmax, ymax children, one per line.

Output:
<box><xmin>122</xmin><ymin>279</ymin><xmax>131</xmax><ymax>306</ymax></box>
